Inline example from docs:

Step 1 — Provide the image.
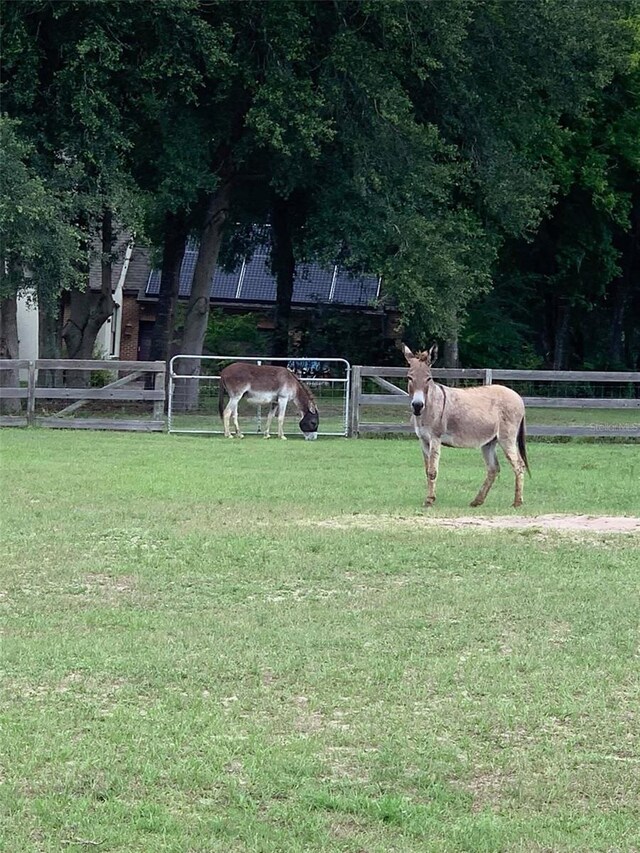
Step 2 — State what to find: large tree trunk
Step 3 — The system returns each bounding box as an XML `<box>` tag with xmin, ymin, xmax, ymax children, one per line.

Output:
<box><xmin>609</xmin><ymin>274</ymin><xmax>631</xmax><ymax>370</ymax></box>
<box><xmin>37</xmin><ymin>293</ymin><xmax>63</xmax><ymax>388</ymax></box>
<box><xmin>175</xmin><ymin>181</ymin><xmax>232</xmax><ymax>411</ymax></box>
<box><xmin>553</xmin><ymin>298</ymin><xmax>572</xmax><ymax>370</ymax></box>
<box><xmin>271</xmin><ymin>194</ymin><xmax>296</xmax><ymax>358</ymax></box>
<box><xmin>442</xmin><ymin>335</ymin><xmax>459</xmax><ymax>369</ymax></box>
<box><xmin>149</xmin><ymin>210</ymin><xmax>189</xmax><ymax>366</ymax></box>
<box><xmin>609</xmin><ymin>199</ymin><xmax>639</xmax><ymax>369</ymax></box>
<box><xmin>62</xmin><ymin>208</ymin><xmax>115</xmax><ymax>386</ymax></box>
<box><xmin>0</xmin><ymin>292</ymin><xmax>21</xmax><ymax>415</ymax></box>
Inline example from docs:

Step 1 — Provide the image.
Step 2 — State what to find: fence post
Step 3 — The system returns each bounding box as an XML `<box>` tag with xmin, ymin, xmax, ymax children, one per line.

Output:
<box><xmin>153</xmin><ymin>364</ymin><xmax>166</xmax><ymax>422</ymax></box>
<box><xmin>27</xmin><ymin>360</ymin><xmax>36</xmax><ymax>426</ymax></box>
<box><xmin>484</xmin><ymin>368</ymin><xmax>493</xmax><ymax>385</ymax></box>
<box><xmin>348</xmin><ymin>365</ymin><xmax>361</xmax><ymax>437</ymax></box>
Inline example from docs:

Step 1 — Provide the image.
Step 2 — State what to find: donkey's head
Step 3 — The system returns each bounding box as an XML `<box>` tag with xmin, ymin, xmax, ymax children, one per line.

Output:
<box><xmin>299</xmin><ymin>403</ymin><xmax>319</xmax><ymax>440</ymax></box>
<box><xmin>402</xmin><ymin>343</ymin><xmax>438</xmax><ymax>416</ymax></box>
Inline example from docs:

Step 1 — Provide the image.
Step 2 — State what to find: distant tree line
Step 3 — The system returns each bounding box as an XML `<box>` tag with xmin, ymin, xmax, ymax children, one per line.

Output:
<box><xmin>1</xmin><ymin>0</ymin><xmax>638</xmax><ymax>373</ymax></box>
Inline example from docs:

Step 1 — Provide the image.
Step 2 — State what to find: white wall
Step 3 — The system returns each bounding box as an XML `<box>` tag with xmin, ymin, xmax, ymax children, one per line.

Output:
<box><xmin>16</xmin><ymin>290</ymin><xmax>39</xmax><ymax>361</ymax></box>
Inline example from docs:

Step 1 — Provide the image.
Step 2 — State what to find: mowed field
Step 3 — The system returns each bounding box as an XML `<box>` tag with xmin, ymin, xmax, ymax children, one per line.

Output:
<box><xmin>1</xmin><ymin>430</ymin><xmax>639</xmax><ymax>853</ymax></box>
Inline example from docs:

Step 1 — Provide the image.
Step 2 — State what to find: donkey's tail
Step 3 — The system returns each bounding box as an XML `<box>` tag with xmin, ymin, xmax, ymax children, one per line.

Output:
<box><xmin>218</xmin><ymin>376</ymin><xmax>227</xmax><ymax>420</ymax></box>
<box><xmin>518</xmin><ymin>417</ymin><xmax>531</xmax><ymax>476</ymax></box>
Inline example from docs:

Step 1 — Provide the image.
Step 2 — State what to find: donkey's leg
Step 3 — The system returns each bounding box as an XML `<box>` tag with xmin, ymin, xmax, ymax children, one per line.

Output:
<box><xmin>470</xmin><ymin>438</ymin><xmax>500</xmax><ymax>507</ymax></box>
<box><xmin>419</xmin><ymin>436</ymin><xmax>431</xmax><ymax>505</ymax></box>
<box><xmin>276</xmin><ymin>398</ymin><xmax>288</xmax><ymax>440</ymax></box>
<box><xmin>499</xmin><ymin>439</ymin><xmax>525</xmax><ymax>507</ymax></box>
<box><xmin>231</xmin><ymin>399</ymin><xmax>244</xmax><ymax>438</ymax></box>
<box><xmin>264</xmin><ymin>404</ymin><xmax>278</xmax><ymax>438</ymax></box>
<box><xmin>424</xmin><ymin>438</ymin><xmax>441</xmax><ymax>507</ymax></box>
<box><xmin>223</xmin><ymin>401</ymin><xmax>235</xmax><ymax>438</ymax></box>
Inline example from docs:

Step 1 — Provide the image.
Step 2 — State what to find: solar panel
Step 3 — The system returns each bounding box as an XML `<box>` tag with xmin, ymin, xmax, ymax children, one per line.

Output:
<box><xmin>145</xmin><ymin>247</ymin><xmax>200</xmax><ymax>298</ymax></box>
<box><xmin>178</xmin><ymin>250</ymin><xmax>198</xmax><ymax>297</ymax></box>
<box><xmin>146</xmin><ymin>239</ymin><xmax>380</xmax><ymax>307</ymax></box>
<box><xmin>332</xmin><ymin>271</ymin><xmax>379</xmax><ymax>306</ymax></box>
<box><xmin>292</xmin><ymin>264</ymin><xmax>333</xmax><ymax>303</ymax></box>
<box><xmin>147</xmin><ymin>270</ymin><xmax>161</xmax><ymax>295</ymax></box>
<box><xmin>238</xmin><ymin>247</ymin><xmax>276</xmax><ymax>302</ymax></box>
<box><xmin>211</xmin><ymin>267</ymin><xmax>240</xmax><ymax>300</ymax></box>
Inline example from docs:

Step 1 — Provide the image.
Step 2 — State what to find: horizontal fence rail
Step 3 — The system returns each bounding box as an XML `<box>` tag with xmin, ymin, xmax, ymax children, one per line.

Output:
<box><xmin>0</xmin><ymin>359</ymin><xmax>166</xmax><ymax>431</ymax></box>
<box><xmin>169</xmin><ymin>355</ymin><xmax>351</xmax><ymax>437</ymax></box>
<box><xmin>350</xmin><ymin>366</ymin><xmax>640</xmax><ymax>439</ymax></box>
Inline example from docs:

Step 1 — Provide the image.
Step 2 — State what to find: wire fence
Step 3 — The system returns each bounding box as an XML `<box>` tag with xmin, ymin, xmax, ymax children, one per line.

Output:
<box><xmin>168</xmin><ymin>355</ymin><xmax>351</xmax><ymax>437</ymax></box>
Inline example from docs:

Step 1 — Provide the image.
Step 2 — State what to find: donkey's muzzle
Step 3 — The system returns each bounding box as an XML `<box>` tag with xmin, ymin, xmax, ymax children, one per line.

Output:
<box><xmin>412</xmin><ymin>402</ymin><xmax>424</xmax><ymax>416</ymax></box>
<box><xmin>304</xmin><ymin>431</ymin><xmax>318</xmax><ymax>441</ymax></box>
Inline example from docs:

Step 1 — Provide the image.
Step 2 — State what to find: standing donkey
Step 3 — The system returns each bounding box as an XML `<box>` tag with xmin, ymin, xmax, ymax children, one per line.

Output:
<box><xmin>218</xmin><ymin>362</ymin><xmax>319</xmax><ymax>440</ymax></box>
<box><xmin>403</xmin><ymin>344</ymin><xmax>529</xmax><ymax>507</ymax></box>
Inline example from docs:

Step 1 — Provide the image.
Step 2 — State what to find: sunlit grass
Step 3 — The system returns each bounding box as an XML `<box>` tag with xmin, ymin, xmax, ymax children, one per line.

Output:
<box><xmin>1</xmin><ymin>430</ymin><xmax>639</xmax><ymax>852</ymax></box>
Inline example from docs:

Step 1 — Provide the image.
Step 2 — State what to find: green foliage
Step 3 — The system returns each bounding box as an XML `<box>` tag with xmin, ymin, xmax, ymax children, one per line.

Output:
<box><xmin>0</xmin><ymin>117</ymin><xmax>84</xmax><ymax>302</ymax></box>
<box><xmin>296</xmin><ymin>305</ymin><xmax>396</xmax><ymax>365</ymax></box>
<box><xmin>1</xmin><ymin>0</ymin><xmax>638</xmax><ymax>368</ymax></box>
<box><xmin>460</xmin><ymin>295</ymin><xmax>545</xmax><ymax>370</ymax></box>
<box><xmin>476</xmin><ymin>21</ymin><xmax>640</xmax><ymax>370</ymax></box>
<box><xmin>203</xmin><ymin>309</ymin><xmax>267</xmax><ymax>357</ymax></box>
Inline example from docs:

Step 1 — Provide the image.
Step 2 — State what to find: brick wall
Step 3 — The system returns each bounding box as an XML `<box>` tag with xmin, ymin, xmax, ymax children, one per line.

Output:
<box><xmin>119</xmin><ymin>295</ymin><xmax>140</xmax><ymax>360</ymax></box>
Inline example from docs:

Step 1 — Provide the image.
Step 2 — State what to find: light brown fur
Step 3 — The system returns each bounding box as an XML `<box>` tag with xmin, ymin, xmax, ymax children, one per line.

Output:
<box><xmin>403</xmin><ymin>344</ymin><xmax>529</xmax><ymax>508</ymax></box>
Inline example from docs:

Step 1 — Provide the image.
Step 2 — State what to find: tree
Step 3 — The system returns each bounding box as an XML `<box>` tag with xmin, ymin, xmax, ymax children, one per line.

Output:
<box><xmin>463</xmin><ymin>17</ymin><xmax>640</xmax><ymax>371</ymax></box>
<box><xmin>3</xmin><ymin>0</ymin><xmax>637</xmax><ymax>380</ymax></box>
<box><xmin>0</xmin><ymin>117</ymin><xmax>83</xmax><ymax>406</ymax></box>
<box><xmin>1</xmin><ymin>1</ymin><xmax>212</xmax><ymax>369</ymax></box>
<box><xmin>2</xmin><ymin>2</ymin><xmax>140</xmax><ymax>371</ymax></box>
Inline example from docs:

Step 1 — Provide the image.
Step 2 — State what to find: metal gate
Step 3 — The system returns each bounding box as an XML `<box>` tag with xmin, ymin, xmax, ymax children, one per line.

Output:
<box><xmin>168</xmin><ymin>355</ymin><xmax>351</xmax><ymax>437</ymax></box>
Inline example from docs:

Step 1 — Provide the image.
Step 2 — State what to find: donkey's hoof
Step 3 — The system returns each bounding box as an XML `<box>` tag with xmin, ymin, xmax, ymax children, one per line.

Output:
<box><xmin>512</xmin><ymin>499</ymin><xmax>523</xmax><ymax>508</ymax></box>
<box><xmin>424</xmin><ymin>499</ymin><xmax>435</xmax><ymax>508</ymax></box>
<box><xmin>280</xmin><ymin>436</ymin><xmax>287</xmax><ymax>441</ymax></box>
<box><xmin>263</xmin><ymin>434</ymin><xmax>271</xmax><ymax>439</ymax></box>
<box><xmin>470</xmin><ymin>498</ymin><xmax>484</xmax><ymax>507</ymax></box>
<box><xmin>236</xmin><ymin>433</ymin><xmax>244</xmax><ymax>439</ymax></box>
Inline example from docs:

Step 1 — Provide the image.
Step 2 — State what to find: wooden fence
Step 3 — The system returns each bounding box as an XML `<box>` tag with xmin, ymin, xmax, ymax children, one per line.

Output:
<box><xmin>0</xmin><ymin>359</ymin><xmax>166</xmax><ymax>431</ymax></box>
<box><xmin>2</xmin><ymin>359</ymin><xmax>639</xmax><ymax>438</ymax></box>
<box><xmin>348</xmin><ymin>366</ymin><xmax>640</xmax><ymax>438</ymax></box>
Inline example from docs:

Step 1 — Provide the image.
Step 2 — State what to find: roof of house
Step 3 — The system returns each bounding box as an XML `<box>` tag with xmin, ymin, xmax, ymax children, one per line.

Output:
<box><xmin>88</xmin><ymin>232</ymin><xmax>132</xmax><ymax>292</ymax></box>
<box><xmin>144</xmin><ymin>241</ymin><xmax>381</xmax><ymax>308</ymax></box>
<box><xmin>89</xmin><ymin>229</ymin><xmax>382</xmax><ymax>309</ymax></box>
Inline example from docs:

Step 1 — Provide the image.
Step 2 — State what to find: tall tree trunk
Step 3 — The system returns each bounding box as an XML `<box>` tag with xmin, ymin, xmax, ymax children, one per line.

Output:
<box><xmin>0</xmin><ymin>292</ymin><xmax>21</xmax><ymax>415</ymax></box>
<box><xmin>609</xmin><ymin>274</ymin><xmax>630</xmax><ymax>370</ymax></box>
<box><xmin>609</xmin><ymin>199</ymin><xmax>639</xmax><ymax>369</ymax></box>
<box><xmin>271</xmin><ymin>194</ymin><xmax>296</xmax><ymax>358</ymax></box>
<box><xmin>37</xmin><ymin>292</ymin><xmax>63</xmax><ymax>388</ymax></box>
<box><xmin>62</xmin><ymin>208</ymin><xmax>115</xmax><ymax>386</ymax></box>
<box><xmin>149</xmin><ymin>210</ymin><xmax>189</xmax><ymax>366</ymax></box>
<box><xmin>553</xmin><ymin>298</ymin><xmax>571</xmax><ymax>370</ymax></box>
<box><xmin>175</xmin><ymin>181</ymin><xmax>232</xmax><ymax>411</ymax></box>
<box><xmin>442</xmin><ymin>335</ymin><xmax>459</xmax><ymax>368</ymax></box>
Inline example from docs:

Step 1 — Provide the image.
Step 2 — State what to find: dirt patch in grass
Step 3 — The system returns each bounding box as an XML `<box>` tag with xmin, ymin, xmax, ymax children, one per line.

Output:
<box><xmin>305</xmin><ymin>513</ymin><xmax>640</xmax><ymax>534</ymax></box>
<box><xmin>463</xmin><ymin>767</ymin><xmax>518</xmax><ymax>813</ymax></box>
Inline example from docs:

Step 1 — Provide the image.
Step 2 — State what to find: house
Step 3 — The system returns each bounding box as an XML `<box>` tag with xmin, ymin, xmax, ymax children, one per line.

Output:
<box><xmin>17</xmin><ymin>235</ymin><xmax>396</xmax><ymax>361</ymax></box>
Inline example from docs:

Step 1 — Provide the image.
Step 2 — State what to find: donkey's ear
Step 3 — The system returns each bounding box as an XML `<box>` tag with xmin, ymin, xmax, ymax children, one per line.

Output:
<box><xmin>401</xmin><ymin>343</ymin><xmax>415</xmax><ymax>363</ymax></box>
<box><xmin>428</xmin><ymin>344</ymin><xmax>438</xmax><ymax>364</ymax></box>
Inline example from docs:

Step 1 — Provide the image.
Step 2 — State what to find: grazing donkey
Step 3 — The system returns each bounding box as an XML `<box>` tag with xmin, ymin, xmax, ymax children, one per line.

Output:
<box><xmin>403</xmin><ymin>344</ymin><xmax>529</xmax><ymax>507</ymax></box>
<box><xmin>218</xmin><ymin>362</ymin><xmax>319</xmax><ymax>440</ymax></box>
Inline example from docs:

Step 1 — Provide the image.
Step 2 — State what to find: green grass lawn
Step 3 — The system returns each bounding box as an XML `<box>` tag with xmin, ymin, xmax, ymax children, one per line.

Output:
<box><xmin>1</xmin><ymin>430</ymin><xmax>639</xmax><ymax>852</ymax></box>
<box><xmin>169</xmin><ymin>403</ymin><xmax>640</xmax><ymax>437</ymax></box>
<box><xmin>358</xmin><ymin>404</ymin><xmax>640</xmax><ymax>429</ymax></box>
